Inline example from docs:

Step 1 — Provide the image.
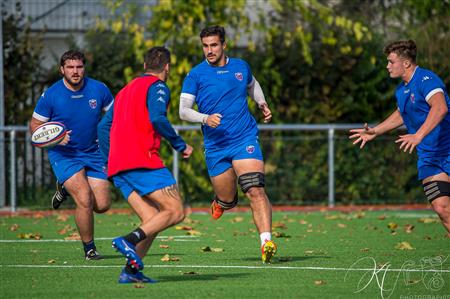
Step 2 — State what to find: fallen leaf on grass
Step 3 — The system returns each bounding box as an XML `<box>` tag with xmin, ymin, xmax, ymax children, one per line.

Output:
<box><xmin>183</xmin><ymin>217</ymin><xmax>201</xmax><ymax>224</ymax></box>
<box><xmin>387</xmin><ymin>222</ymin><xmax>398</xmax><ymax>230</ymax></box>
<box><xmin>56</xmin><ymin>214</ymin><xmax>69</xmax><ymax>222</ymax></box>
<box><xmin>360</xmin><ymin>248</ymin><xmax>370</xmax><ymax>252</ymax></box>
<box><xmin>378</xmin><ymin>215</ymin><xmax>386</xmax><ymax>220</ymax></box>
<box><xmin>404</xmin><ymin>224</ymin><xmax>415</xmax><ymax>233</ymax></box>
<box><xmin>47</xmin><ymin>259</ymin><xmax>56</xmax><ymax>264</ymax></box>
<box><xmin>304</xmin><ymin>250</ymin><xmax>315</xmax><ymax>255</ymax></box>
<box><xmin>272</xmin><ymin>222</ymin><xmax>288</xmax><ymax>229</ymax></box>
<box><xmin>161</xmin><ymin>254</ymin><xmax>180</xmax><ymax>262</ymax></box>
<box><xmin>186</xmin><ymin>230</ymin><xmax>201</xmax><ymax>236</ymax></box>
<box><xmin>314</xmin><ymin>280</ymin><xmax>326</xmax><ymax>285</ymax></box>
<box><xmin>201</xmin><ymin>246</ymin><xmax>224</xmax><ymax>252</ymax></box>
<box><xmin>134</xmin><ymin>284</ymin><xmax>145</xmax><ymax>288</ymax></box>
<box><xmin>176</xmin><ymin>225</ymin><xmax>193</xmax><ymax>231</ymax></box>
<box><xmin>18</xmin><ymin>233</ymin><xmax>42</xmax><ymax>240</ymax></box>
<box><xmin>159</xmin><ymin>245</ymin><xmax>170</xmax><ymax>249</ymax></box>
<box><xmin>273</xmin><ymin>231</ymin><xmax>291</xmax><ymax>238</ymax></box>
<box><xmin>160</xmin><ymin>237</ymin><xmax>174</xmax><ymax>242</ymax></box>
<box><xmin>10</xmin><ymin>224</ymin><xmax>19</xmax><ymax>231</ymax></box>
<box><xmin>33</xmin><ymin>213</ymin><xmax>45</xmax><ymax>219</ymax></box>
<box><xmin>325</xmin><ymin>215</ymin><xmax>338</xmax><ymax>220</ymax></box>
<box><xmin>299</xmin><ymin>220</ymin><xmax>308</xmax><ymax>225</ymax></box>
<box><xmin>337</xmin><ymin>223</ymin><xmax>347</xmax><ymax>228</ymax></box>
<box><xmin>58</xmin><ymin>225</ymin><xmax>75</xmax><ymax>235</ymax></box>
<box><xmin>418</xmin><ymin>218</ymin><xmax>440</xmax><ymax>224</ymax></box>
<box><xmin>231</xmin><ymin>216</ymin><xmax>244</xmax><ymax>223</ymax></box>
<box><xmin>395</xmin><ymin>241</ymin><xmax>414</xmax><ymax>250</ymax></box>
<box><xmin>64</xmin><ymin>232</ymin><xmax>80</xmax><ymax>240</ymax></box>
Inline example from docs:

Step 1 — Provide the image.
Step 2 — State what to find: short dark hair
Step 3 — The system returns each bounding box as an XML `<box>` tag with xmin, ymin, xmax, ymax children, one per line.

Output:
<box><xmin>383</xmin><ymin>40</ymin><xmax>417</xmax><ymax>63</ymax></box>
<box><xmin>144</xmin><ymin>47</ymin><xmax>171</xmax><ymax>72</ymax></box>
<box><xmin>60</xmin><ymin>50</ymin><xmax>85</xmax><ymax>67</ymax></box>
<box><xmin>200</xmin><ymin>25</ymin><xmax>226</xmax><ymax>44</ymax></box>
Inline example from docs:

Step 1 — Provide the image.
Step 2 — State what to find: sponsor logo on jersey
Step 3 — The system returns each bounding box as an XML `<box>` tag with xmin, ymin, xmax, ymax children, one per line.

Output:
<box><xmin>157</xmin><ymin>89</ymin><xmax>166</xmax><ymax>95</ymax></box>
<box><xmin>246</xmin><ymin>145</ymin><xmax>255</xmax><ymax>154</ymax></box>
<box><xmin>71</xmin><ymin>94</ymin><xmax>84</xmax><ymax>98</ymax></box>
<box><xmin>422</xmin><ymin>76</ymin><xmax>431</xmax><ymax>81</ymax></box>
<box><xmin>404</xmin><ymin>89</ymin><xmax>410</xmax><ymax>94</ymax></box>
<box><xmin>410</xmin><ymin>93</ymin><xmax>415</xmax><ymax>104</ymax></box>
<box><xmin>235</xmin><ymin>72</ymin><xmax>243</xmax><ymax>81</ymax></box>
<box><xmin>217</xmin><ymin>70</ymin><xmax>229</xmax><ymax>74</ymax></box>
<box><xmin>89</xmin><ymin>99</ymin><xmax>97</xmax><ymax>109</ymax></box>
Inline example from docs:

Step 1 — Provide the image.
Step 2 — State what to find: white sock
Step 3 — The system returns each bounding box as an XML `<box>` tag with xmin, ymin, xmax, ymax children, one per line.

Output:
<box><xmin>260</xmin><ymin>232</ymin><xmax>271</xmax><ymax>246</ymax></box>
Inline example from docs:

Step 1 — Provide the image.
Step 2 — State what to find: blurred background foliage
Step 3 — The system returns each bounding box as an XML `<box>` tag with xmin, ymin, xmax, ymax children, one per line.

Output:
<box><xmin>3</xmin><ymin>0</ymin><xmax>449</xmax><ymax>205</ymax></box>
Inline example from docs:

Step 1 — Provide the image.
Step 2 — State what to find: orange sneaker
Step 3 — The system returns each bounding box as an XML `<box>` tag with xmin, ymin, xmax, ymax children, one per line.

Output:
<box><xmin>210</xmin><ymin>200</ymin><xmax>224</xmax><ymax>220</ymax></box>
<box><xmin>261</xmin><ymin>240</ymin><xmax>277</xmax><ymax>263</ymax></box>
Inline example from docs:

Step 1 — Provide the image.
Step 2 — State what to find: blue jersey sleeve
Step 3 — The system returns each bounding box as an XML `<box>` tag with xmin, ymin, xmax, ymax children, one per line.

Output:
<box><xmin>148</xmin><ymin>81</ymin><xmax>187</xmax><ymax>152</ymax></box>
<box><xmin>100</xmin><ymin>83</ymin><xmax>114</xmax><ymax>111</ymax></box>
<box><xmin>33</xmin><ymin>91</ymin><xmax>53</xmax><ymax>120</ymax></box>
<box><xmin>243</xmin><ymin>60</ymin><xmax>253</xmax><ymax>85</ymax></box>
<box><xmin>419</xmin><ymin>72</ymin><xmax>445</xmax><ymax>101</ymax></box>
<box><xmin>97</xmin><ymin>107</ymin><xmax>113</xmax><ymax>163</ymax></box>
<box><xmin>181</xmin><ymin>72</ymin><xmax>198</xmax><ymax>96</ymax></box>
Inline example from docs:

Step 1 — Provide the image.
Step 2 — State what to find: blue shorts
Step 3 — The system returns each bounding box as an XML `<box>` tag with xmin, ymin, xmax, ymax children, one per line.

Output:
<box><xmin>417</xmin><ymin>154</ymin><xmax>450</xmax><ymax>180</ymax></box>
<box><xmin>205</xmin><ymin>137</ymin><xmax>263</xmax><ymax>177</ymax></box>
<box><xmin>48</xmin><ymin>149</ymin><xmax>107</xmax><ymax>184</ymax></box>
<box><xmin>112</xmin><ymin>167</ymin><xmax>176</xmax><ymax>200</ymax></box>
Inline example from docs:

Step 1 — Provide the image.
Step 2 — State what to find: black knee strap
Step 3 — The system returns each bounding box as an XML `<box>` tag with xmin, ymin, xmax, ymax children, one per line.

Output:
<box><xmin>238</xmin><ymin>172</ymin><xmax>265</xmax><ymax>193</ymax></box>
<box><xmin>423</xmin><ymin>181</ymin><xmax>450</xmax><ymax>202</ymax></box>
<box><xmin>215</xmin><ymin>193</ymin><xmax>238</xmax><ymax>210</ymax></box>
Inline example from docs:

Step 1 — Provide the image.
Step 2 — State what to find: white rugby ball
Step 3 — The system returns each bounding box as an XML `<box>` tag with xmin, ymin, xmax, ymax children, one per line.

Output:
<box><xmin>31</xmin><ymin>122</ymin><xmax>67</xmax><ymax>148</ymax></box>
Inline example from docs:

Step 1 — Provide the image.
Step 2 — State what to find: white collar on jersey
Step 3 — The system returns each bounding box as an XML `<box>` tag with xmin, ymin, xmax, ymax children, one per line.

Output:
<box><xmin>404</xmin><ymin>66</ymin><xmax>419</xmax><ymax>85</ymax></box>
<box><xmin>205</xmin><ymin>56</ymin><xmax>229</xmax><ymax>66</ymax></box>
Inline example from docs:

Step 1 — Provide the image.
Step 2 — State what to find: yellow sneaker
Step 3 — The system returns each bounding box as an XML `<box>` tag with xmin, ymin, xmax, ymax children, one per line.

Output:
<box><xmin>261</xmin><ymin>240</ymin><xmax>277</xmax><ymax>263</ymax></box>
<box><xmin>210</xmin><ymin>200</ymin><xmax>224</xmax><ymax>220</ymax></box>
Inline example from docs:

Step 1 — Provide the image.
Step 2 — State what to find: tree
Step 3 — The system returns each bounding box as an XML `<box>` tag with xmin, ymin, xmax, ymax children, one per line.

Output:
<box><xmin>2</xmin><ymin>1</ymin><xmax>44</xmax><ymax>125</ymax></box>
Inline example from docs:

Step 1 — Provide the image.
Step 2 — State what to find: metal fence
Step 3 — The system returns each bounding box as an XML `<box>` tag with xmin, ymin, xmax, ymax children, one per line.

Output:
<box><xmin>0</xmin><ymin>124</ymin><xmax>420</xmax><ymax>212</ymax></box>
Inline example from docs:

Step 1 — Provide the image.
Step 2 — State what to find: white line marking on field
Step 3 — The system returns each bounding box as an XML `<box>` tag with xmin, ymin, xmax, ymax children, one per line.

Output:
<box><xmin>0</xmin><ymin>236</ymin><xmax>198</xmax><ymax>243</ymax></box>
<box><xmin>1</xmin><ymin>264</ymin><xmax>449</xmax><ymax>273</ymax></box>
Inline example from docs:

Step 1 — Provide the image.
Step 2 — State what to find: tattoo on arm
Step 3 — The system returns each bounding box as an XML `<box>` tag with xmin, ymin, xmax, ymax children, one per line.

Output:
<box><xmin>162</xmin><ymin>184</ymin><xmax>179</xmax><ymax>200</ymax></box>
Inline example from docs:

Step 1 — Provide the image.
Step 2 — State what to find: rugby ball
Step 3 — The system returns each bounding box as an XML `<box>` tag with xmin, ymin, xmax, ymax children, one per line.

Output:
<box><xmin>31</xmin><ymin>122</ymin><xmax>67</xmax><ymax>148</ymax></box>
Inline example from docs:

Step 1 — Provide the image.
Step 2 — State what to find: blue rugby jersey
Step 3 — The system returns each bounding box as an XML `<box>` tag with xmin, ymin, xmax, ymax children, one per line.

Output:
<box><xmin>33</xmin><ymin>77</ymin><xmax>114</xmax><ymax>153</ymax></box>
<box><xmin>395</xmin><ymin>67</ymin><xmax>450</xmax><ymax>157</ymax></box>
<box><xmin>181</xmin><ymin>57</ymin><xmax>258</xmax><ymax>149</ymax></box>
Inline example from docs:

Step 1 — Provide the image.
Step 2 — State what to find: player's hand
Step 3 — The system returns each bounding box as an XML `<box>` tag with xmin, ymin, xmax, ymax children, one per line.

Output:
<box><xmin>395</xmin><ymin>133</ymin><xmax>422</xmax><ymax>154</ymax></box>
<box><xmin>182</xmin><ymin>144</ymin><xmax>193</xmax><ymax>158</ymax></box>
<box><xmin>259</xmin><ymin>103</ymin><xmax>272</xmax><ymax>123</ymax></box>
<box><xmin>206</xmin><ymin>114</ymin><xmax>222</xmax><ymax>128</ymax></box>
<box><xmin>349</xmin><ymin>123</ymin><xmax>377</xmax><ymax>149</ymax></box>
<box><xmin>59</xmin><ymin>130</ymin><xmax>72</xmax><ymax>146</ymax></box>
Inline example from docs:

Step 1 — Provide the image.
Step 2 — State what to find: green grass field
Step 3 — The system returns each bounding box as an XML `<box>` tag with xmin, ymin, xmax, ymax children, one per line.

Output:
<box><xmin>1</xmin><ymin>209</ymin><xmax>449</xmax><ymax>299</ymax></box>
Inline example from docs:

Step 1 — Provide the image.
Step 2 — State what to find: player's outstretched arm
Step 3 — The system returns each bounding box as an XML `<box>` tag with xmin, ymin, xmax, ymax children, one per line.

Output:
<box><xmin>349</xmin><ymin>109</ymin><xmax>404</xmax><ymax>149</ymax></box>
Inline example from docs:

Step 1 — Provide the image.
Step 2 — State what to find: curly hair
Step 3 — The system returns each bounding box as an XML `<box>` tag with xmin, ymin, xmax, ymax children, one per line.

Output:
<box><xmin>383</xmin><ymin>40</ymin><xmax>417</xmax><ymax>63</ymax></box>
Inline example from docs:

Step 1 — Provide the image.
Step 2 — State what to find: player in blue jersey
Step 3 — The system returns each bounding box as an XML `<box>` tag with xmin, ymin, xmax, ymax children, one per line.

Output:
<box><xmin>97</xmin><ymin>47</ymin><xmax>193</xmax><ymax>283</ymax></box>
<box><xmin>179</xmin><ymin>26</ymin><xmax>277</xmax><ymax>262</ymax></box>
<box><xmin>30</xmin><ymin>50</ymin><xmax>114</xmax><ymax>259</ymax></box>
<box><xmin>350</xmin><ymin>40</ymin><xmax>450</xmax><ymax>237</ymax></box>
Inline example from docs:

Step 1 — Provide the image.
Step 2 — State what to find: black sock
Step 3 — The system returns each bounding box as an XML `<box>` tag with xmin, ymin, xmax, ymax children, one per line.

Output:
<box><xmin>124</xmin><ymin>263</ymin><xmax>139</xmax><ymax>275</ymax></box>
<box><xmin>83</xmin><ymin>240</ymin><xmax>96</xmax><ymax>253</ymax></box>
<box><xmin>123</xmin><ymin>228</ymin><xmax>147</xmax><ymax>246</ymax></box>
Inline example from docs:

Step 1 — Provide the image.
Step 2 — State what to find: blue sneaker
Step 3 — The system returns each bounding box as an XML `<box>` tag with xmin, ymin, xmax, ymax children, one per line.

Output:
<box><xmin>118</xmin><ymin>268</ymin><xmax>157</xmax><ymax>284</ymax></box>
<box><xmin>112</xmin><ymin>237</ymin><xmax>144</xmax><ymax>270</ymax></box>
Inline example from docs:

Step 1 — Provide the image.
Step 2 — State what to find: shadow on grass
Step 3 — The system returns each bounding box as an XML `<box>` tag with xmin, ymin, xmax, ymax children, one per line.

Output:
<box><xmin>156</xmin><ymin>272</ymin><xmax>249</xmax><ymax>282</ymax></box>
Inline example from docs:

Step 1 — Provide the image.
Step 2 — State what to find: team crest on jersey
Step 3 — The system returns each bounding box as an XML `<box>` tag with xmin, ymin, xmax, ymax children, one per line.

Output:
<box><xmin>246</xmin><ymin>145</ymin><xmax>255</xmax><ymax>154</ymax></box>
<box><xmin>235</xmin><ymin>72</ymin><xmax>243</xmax><ymax>81</ymax></box>
<box><xmin>410</xmin><ymin>93</ymin><xmax>415</xmax><ymax>104</ymax></box>
<box><xmin>89</xmin><ymin>99</ymin><xmax>97</xmax><ymax>109</ymax></box>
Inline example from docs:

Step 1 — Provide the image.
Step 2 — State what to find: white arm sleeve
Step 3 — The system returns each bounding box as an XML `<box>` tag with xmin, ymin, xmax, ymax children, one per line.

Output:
<box><xmin>179</xmin><ymin>93</ymin><xmax>209</xmax><ymax>124</ymax></box>
<box><xmin>247</xmin><ymin>76</ymin><xmax>267</xmax><ymax>107</ymax></box>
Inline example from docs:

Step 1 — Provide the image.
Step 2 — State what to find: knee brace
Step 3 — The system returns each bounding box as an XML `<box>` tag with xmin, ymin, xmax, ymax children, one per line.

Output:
<box><xmin>423</xmin><ymin>181</ymin><xmax>450</xmax><ymax>202</ymax></box>
<box><xmin>215</xmin><ymin>193</ymin><xmax>238</xmax><ymax>210</ymax></box>
<box><xmin>238</xmin><ymin>172</ymin><xmax>265</xmax><ymax>193</ymax></box>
